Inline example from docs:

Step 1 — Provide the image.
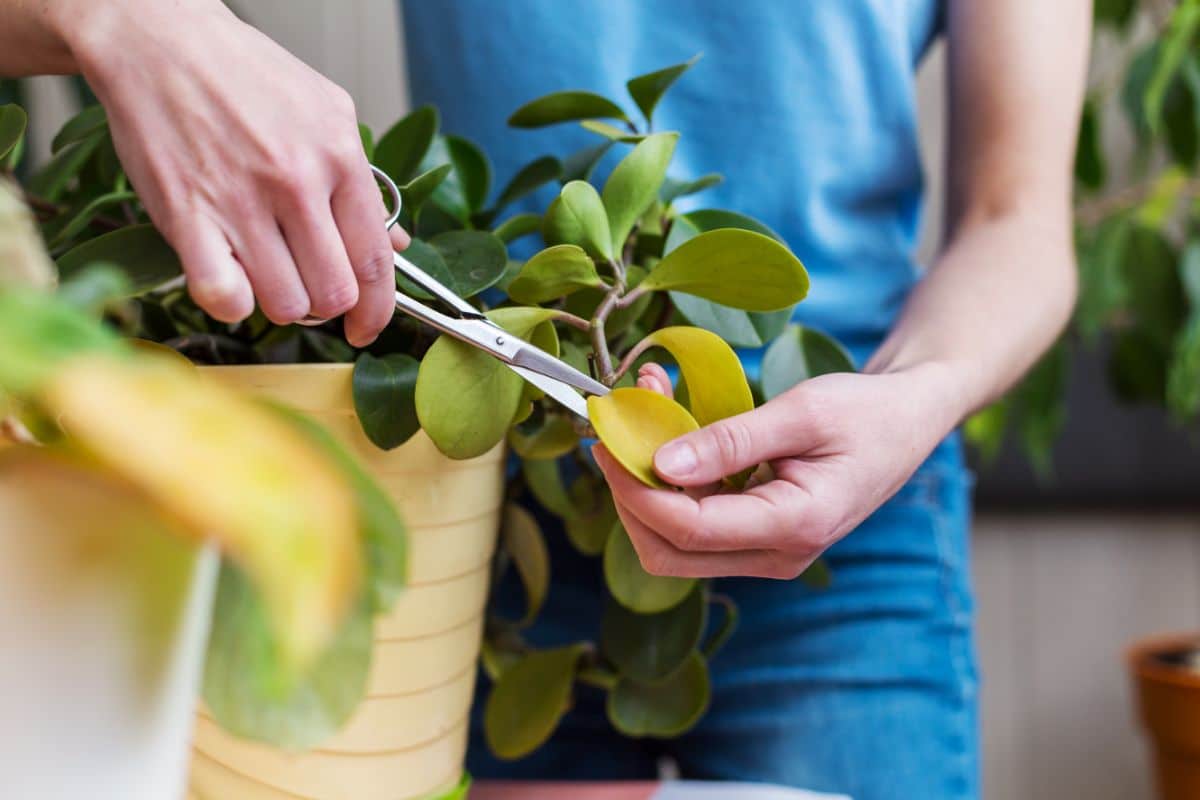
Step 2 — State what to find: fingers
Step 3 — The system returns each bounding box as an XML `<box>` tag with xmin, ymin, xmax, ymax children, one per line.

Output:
<box><xmin>332</xmin><ymin>170</ymin><xmax>398</xmax><ymax>347</ymax></box>
<box><xmin>281</xmin><ymin>198</ymin><xmax>359</xmax><ymax>321</ymax></box>
<box><xmin>653</xmin><ymin>394</ymin><xmax>820</xmax><ymax>487</ymax></box>
<box><xmin>172</xmin><ymin>215</ymin><xmax>254</xmax><ymax>323</ymax></box>
<box><xmin>636</xmin><ymin>363</ymin><xmax>673</xmax><ymax>398</ymax></box>
<box><xmin>235</xmin><ymin>212</ymin><xmax>312</xmax><ymax>324</ymax></box>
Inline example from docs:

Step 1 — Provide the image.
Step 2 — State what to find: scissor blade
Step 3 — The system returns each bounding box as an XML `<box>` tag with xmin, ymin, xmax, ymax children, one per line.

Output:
<box><xmin>509</xmin><ymin>365</ymin><xmax>593</xmax><ymax>420</ymax></box>
<box><xmin>394</xmin><ymin>252</ymin><xmax>480</xmax><ymax>317</ymax></box>
<box><xmin>510</xmin><ymin>342</ymin><xmax>610</xmax><ymax>397</ymax></box>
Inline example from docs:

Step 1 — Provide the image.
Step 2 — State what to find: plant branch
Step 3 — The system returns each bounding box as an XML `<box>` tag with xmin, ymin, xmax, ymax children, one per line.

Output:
<box><xmin>613</xmin><ymin>335</ymin><xmax>654</xmax><ymax>383</ymax></box>
<box><xmin>590</xmin><ymin>288</ymin><xmax>622</xmax><ymax>385</ymax></box>
<box><xmin>23</xmin><ymin>191</ymin><xmax>126</xmax><ymax>232</ymax></box>
<box><xmin>547</xmin><ymin>309</ymin><xmax>591</xmax><ymax>332</ymax></box>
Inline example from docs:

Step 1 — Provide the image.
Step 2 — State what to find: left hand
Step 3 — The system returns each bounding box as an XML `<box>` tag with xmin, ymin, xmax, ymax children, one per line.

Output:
<box><xmin>592</xmin><ymin>361</ymin><xmax>965</xmax><ymax>579</ymax></box>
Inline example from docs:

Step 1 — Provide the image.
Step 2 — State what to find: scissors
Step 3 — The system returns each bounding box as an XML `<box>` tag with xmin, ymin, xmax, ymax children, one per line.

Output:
<box><xmin>304</xmin><ymin>165</ymin><xmax>609</xmax><ymax>420</ymax></box>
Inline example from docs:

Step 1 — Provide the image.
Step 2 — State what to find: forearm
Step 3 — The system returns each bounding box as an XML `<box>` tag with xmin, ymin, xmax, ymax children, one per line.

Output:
<box><xmin>0</xmin><ymin>1</ymin><xmax>79</xmax><ymax>74</ymax></box>
<box><xmin>865</xmin><ymin>204</ymin><xmax>1077</xmax><ymax>424</ymax></box>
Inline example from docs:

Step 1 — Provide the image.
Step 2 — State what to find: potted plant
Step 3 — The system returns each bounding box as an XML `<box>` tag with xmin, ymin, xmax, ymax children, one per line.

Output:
<box><xmin>2</xmin><ymin>55</ymin><xmax>840</xmax><ymax>797</ymax></box>
<box><xmin>0</xmin><ymin>179</ymin><xmax>395</xmax><ymax>798</ymax></box>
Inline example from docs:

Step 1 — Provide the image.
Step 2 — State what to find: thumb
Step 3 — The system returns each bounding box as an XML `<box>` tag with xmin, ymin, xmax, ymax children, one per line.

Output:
<box><xmin>653</xmin><ymin>400</ymin><xmax>814</xmax><ymax>487</ymax></box>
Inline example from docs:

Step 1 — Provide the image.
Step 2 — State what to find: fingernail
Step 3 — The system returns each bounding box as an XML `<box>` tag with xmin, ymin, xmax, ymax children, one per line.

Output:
<box><xmin>656</xmin><ymin>441</ymin><xmax>697</xmax><ymax>477</ymax></box>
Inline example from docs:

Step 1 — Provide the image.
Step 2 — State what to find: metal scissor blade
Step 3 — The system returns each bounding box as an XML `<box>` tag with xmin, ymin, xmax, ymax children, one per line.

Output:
<box><xmin>394</xmin><ymin>251</ymin><xmax>480</xmax><ymax>318</ymax></box>
<box><xmin>509</xmin><ymin>365</ymin><xmax>592</xmax><ymax>420</ymax></box>
<box><xmin>510</xmin><ymin>342</ymin><xmax>610</xmax><ymax>397</ymax></box>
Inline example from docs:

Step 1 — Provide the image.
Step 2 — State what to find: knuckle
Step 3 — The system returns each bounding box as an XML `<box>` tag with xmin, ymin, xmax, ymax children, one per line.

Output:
<box><xmin>262</xmin><ymin>294</ymin><xmax>311</xmax><ymax>325</ymax></box>
<box><xmin>311</xmin><ymin>280</ymin><xmax>359</xmax><ymax>317</ymax></box>
<box><xmin>191</xmin><ymin>280</ymin><xmax>252</xmax><ymax>323</ymax></box>
<box><xmin>708</xmin><ymin>421</ymin><xmax>753</xmax><ymax>467</ymax></box>
<box><xmin>355</xmin><ymin>249</ymin><xmax>394</xmax><ymax>284</ymax></box>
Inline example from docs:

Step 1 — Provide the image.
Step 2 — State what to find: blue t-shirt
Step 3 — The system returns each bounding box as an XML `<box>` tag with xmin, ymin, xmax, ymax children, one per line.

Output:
<box><xmin>403</xmin><ymin>1</ymin><xmax>942</xmax><ymax>353</ymax></box>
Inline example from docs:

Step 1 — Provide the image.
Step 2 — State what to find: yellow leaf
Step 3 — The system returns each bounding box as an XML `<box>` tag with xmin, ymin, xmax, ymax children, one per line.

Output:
<box><xmin>588</xmin><ymin>387</ymin><xmax>698</xmax><ymax>487</ymax></box>
<box><xmin>40</xmin><ymin>354</ymin><xmax>360</xmax><ymax>668</ymax></box>
<box><xmin>628</xmin><ymin>326</ymin><xmax>753</xmax><ymax>426</ymax></box>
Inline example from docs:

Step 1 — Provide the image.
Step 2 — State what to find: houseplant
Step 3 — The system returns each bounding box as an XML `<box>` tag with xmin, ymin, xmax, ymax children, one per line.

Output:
<box><xmin>0</xmin><ymin>179</ymin><xmax>395</xmax><ymax>797</ymax></box>
<box><xmin>2</xmin><ymin>54</ymin><xmax>839</xmax><ymax>796</ymax></box>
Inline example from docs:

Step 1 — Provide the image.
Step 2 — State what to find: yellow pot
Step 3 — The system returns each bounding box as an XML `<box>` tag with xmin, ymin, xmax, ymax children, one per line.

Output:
<box><xmin>188</xmin><ymin>364</ymin><xmax>505</xmax><ymax>800</ymax></box>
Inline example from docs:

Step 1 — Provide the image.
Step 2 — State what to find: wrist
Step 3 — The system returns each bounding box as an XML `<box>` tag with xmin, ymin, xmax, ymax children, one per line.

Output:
<box><xmin>869</xmin><ymin>358</ymin><xmax>976</xmax><ymax>436</ymax></box>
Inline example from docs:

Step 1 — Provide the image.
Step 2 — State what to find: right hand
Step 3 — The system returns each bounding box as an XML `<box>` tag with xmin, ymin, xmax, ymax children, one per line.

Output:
<box><xmin>58</xmin><ymin>0</ymin><xmax>409</xmax><ymax>345</ymax></box>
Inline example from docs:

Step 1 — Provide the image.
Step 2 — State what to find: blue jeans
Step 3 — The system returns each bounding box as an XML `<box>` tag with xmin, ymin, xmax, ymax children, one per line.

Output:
<box><xmin>468</xmin><ymin>434</ymin><xmax>979</xmax><ymax>800</ymax></box>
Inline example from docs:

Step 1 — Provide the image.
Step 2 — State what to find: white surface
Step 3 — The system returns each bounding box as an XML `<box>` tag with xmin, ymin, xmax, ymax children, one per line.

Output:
<box><xmin>0</xmin><ymin>529</ymin><xmax>218</xmax><ymax>800</ymax></box>
<box><xmin>655</xmin><ymin>781</ymin><xmax>850</xmax><ymax>800</ymax></box>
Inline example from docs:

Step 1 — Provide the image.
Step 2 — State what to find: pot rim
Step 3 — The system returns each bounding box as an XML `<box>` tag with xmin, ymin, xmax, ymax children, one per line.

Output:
<box><xmin>199</xmin><ymin>363</ymin><xmax>353</xmax><ymax>372</ymax></box>
<box><xmin>1127</xmin><ymin>632</ymin><xmax>1200</xmax><ymax>689</ymax></box>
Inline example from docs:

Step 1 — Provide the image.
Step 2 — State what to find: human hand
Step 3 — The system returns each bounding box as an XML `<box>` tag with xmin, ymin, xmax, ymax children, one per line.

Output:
<box><xmin>592</xmin><ymin>361</ymin><xmax>965</xmax><ymax>579</ymax></box>
<box><xmin>59</xmin><ymin>0</ymin><xmax>409</xmax><ymax>345</ymax></box>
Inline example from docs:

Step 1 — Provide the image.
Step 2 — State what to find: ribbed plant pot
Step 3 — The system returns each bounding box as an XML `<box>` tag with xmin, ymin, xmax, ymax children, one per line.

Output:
<box><xmin>1128</xmin><ymin>633</ymin><xmax>1200</xmax><ymax>800</ymax></box>
<box><xmin>188</xmin><ymin>364</ymin><xmax>505</xmax><ymax>800</ymax></box>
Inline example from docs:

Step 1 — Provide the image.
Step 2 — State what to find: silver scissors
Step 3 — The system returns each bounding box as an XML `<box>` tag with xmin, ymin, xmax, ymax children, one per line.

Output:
<box><xmin>319</xmin><ymin>165</ymin><xmax>609</xmax><ymax>419</ymax></box>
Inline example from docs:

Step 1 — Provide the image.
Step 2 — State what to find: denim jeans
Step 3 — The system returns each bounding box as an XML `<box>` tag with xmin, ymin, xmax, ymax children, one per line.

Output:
<box><xmin>467</xmin><ymin>434</ymin><xmax>979</xmax><ymax>800</ymax></box>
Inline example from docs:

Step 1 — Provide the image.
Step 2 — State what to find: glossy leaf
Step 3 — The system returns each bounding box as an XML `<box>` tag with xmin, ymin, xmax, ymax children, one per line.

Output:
<box><xmin>420</xmin><ymin>134</ymin><xmax>492</xmax><ymax>220</ymax></box>
<box><xmin>628</xmin><ymin>326</ymin><xmax>754</xmax><ymax>426</ymax></box>
<box><xmin>203</xmin><ymin>566</ymin><xmax>372</xmax><ymax>750</ymax></box>
<box><xmin>375</xmin><ymin>105</ymin><xmax>438</xmax><ymax>183</ymax></box>
<box><xmin>431</xmin><ymin>229</ymin><xmax>508</xmax><ymax>298</ymax></box>
<box><xmin>660</xmin><ymin>173</ymin><xmax>723</xmax><ymax>206</ymax></box>
<box><xmin>522</xmin><ymin>456</ymin><xmax>574</xmax><ymax>518</ymax></box>
<box><xmin>28</xmin><ymin>132</ymin><xmax>103</xmax><ymax>202</ymax></box>
<box><xmin>47</xmin><ymin>190</ymin><xmax>138</xmax><ymax>248</ymax></box>
<box><xmin>416</xmin><ymin>307</ymin><xmax>558</xmax><ymax>459</ymax></box>
<box><xmin>626</xmin><ymin>55</ymin><xmax>701</xmax><ymax>124</ymax></box>
<box><xmin>564</xmin><ymin>473</ymin><xmax>618</xmax><ymax>555</ymax></box>
<box><xmin>357</xmin><ymin>123</ymin><xmax>375</xmax><ymax>161</ymax></box>
<box><xmin>494</xmin><ymin>156</ymin><xmax>562</xmax><ymax>210</ymax></box>
<box><xmin>57</xmin><ymin>263</ymin><xmax>132</xmax><ymax>315</ymax></box>
<box><xmin>607</xmin><ymin>652</ymin><xmax>710</xmax><ymax>737</ymax></box>
<box><xmin>561</xmin><ymin>141</ymin><xmax>613</xmax><ymax>183</ymax></box>
<box><xmin>579</xmin><ymin>119</ymin><xmax>647</xmax><ymax>143</ymax></box>
<box><xmin>493</xmin><ymin>213</ymin><xmax>542</xmax><ymax>244</ymax></box>
<box><xmin>1075</xmin><ymin>97</ymin><xmax>1107</xmax><ymax>191</ymax></box>
<box><xmin>508</xmin><ymin>244</ymin><xmax>605</xmax><ymax>304</ymax></box>
<box><xmin>57</xmin><ymin>224</ymin><xmax>181</xmax><ymax>294</ymax></box>
<box><xmin>400</xmin><ymin>163</ymin><xmax>453</xmax><ymax>215</ymax></box>
<box><xmin>603</xmin><ymin>521</ymin><xmax>697</xmax><ymax>613</ymax></box>
<box><xmin>761</xmin><ymin>325</ymin><xmax>855</xmax><ymax>399</ymax></box>
<box><xmin>501</xmin><ymin>503</ymin><xmax>549</xmax><ymax>626</ymax></box>
<box><xmin>602</xmin><ymin>132</ymin><xmax>678</xmax><ymax>253</ymax></box>
<box><xmin>1144</xmin><ymin>2</ymin><xmax>1200</xmax><ymax>133</ymax></box>
<box><xmin>601</xmin><ymin>585</ymin><xmax>705</xmax><ymax>682</ymax></box>
<box><xmin>484</xmin><ymin>644</ymin><xmax>585</xmax><ymax>759</ymax></box>
<box><xmin>508</xmin><ymin>91</ymin><xmax>629</xmax><ymax>128</ymax></box>
<box><xmin>0</xmin><ymin>104</ymin><xmax>27</xmax><ymax>163</ymax></box>
<box><xmin>352</xmin><ymin>353</ymin><xmax>421</xmax><ymax>450</ymax></box>
<box><xmin>508</xmin><ymin>413</ymin><xmax>579</xmax><ymax>460</ymax></box>
<box><xmin>589</xmin><ymin>387</ymin><xmax>699</xmax><ymax>487</ymax></box>
<box><xmin>642</xmin><ymin>228</ymin><xmax>809</xmax><ymax>311</ymax></box>
<box><xmin>543</xmin><ymin>181</ymin><xmax>614</xmax><ymax>260</ymax></box>
<box><xmin>50</xmin><ymin>104</ymin><xmax>107</xmax><ymax>154</ymax></box>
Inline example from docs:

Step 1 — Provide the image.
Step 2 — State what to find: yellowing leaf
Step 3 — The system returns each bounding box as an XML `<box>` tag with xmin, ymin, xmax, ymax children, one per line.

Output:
<box><xmin>641</xmin><ymin>228</ymin><xmax>809</xmax><ymax>310</ymax></box>
<box><xmin>41</xmin><ymin>354</ymin><xmax>360</xmax><ymax>669</ymax></box>
<box><xmin>624</xmin><ymin>326</ymin><xmax>753</xmax><ymax>427</ymax></box>
<box><xmin>588</xmin><ymin>387</ymin><xmax>698</xmax><ymax>487</ymax></box>
<box><xmin>507</xmin><ymin>244</ymin><xmax>605</xmax><ymax>305</ymax></box>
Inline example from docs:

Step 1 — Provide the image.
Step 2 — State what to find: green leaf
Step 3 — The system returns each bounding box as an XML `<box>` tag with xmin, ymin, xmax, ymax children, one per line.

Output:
<box><xmin>1110</xmin><ymin>327</ymin><xmax>1169</xmax><ymax>405</ymax></box>
<box><xmin>500</xmin><ymin>503</ymin><xmax>549</xmax><ymax>626</ymax></box>
<box><xmin>203</xmin><ymin>565</ymin><xmax>372</xmax><ymax>750</ymax></box>
<box><xmin>642</xmin><ymin>228</ymin><xmax>809</xmax><ymax>310</ymax></box>
<box><xmin>430</xmin><ymin>134</ymin><xmax>492</xmax><ymax>219</ymax></box>
<box><xmin>543</xmin><ymin>181</ymin><xmax>614</xmax><ymax>260</ymax></box>
<box><xmin>57</xmin><ymin>263</ymin><xmax>132</xmax><ymax>314</ymax></box>
<box><xmin>800</xmin><ymin>559</ymin><xmax>833</xmax><ymax>590</ymax></box>
<box><xmin>1075</xmin><ymin>215</ymin><xmax>1132</xmax><ymax>338</ymax></box>
<box><xmin>1181</xmin><ymin>241</ymin><xmax>1200</xmax><ymax>309</ymax></box>
<box><xmin>602</xmin><ymin>132</ymin><xmax>678</xmax><ymax>254</ymax></box>
<box><xmin>415</xmin><ymin>307</ymin><xmax>559</xmax><ymax>459</ymax></box>
<box><xmin>561</xmin><ymin>141</ymin><xmax>613</xmax><ymax>183</ymax></box>
<box><xmin>357</xmin><ymin>123</ymin><xmax>375</xmax><ymax>161</ymax></box>
<box><xmin>579</xmin><ymin>119</ymin><xmax>647</xmax><ymax>143</ymax></box>
<box><xmin>0</xmin><ymin>103</ymin><xmax>27</xmax><ymax>163</ymax></box>
<box><xmin>56</xmin><ymin>224</ymin><xmax>181</xmax><ymax>294</ymax></box>
<box><xmin>1168</xmin><ymin>314</ymin><xmax>1200</xmax><ymax>420</ymax></box>
<box><xmin>1095</xmin><ymin>0</ymin><xmax>1137</xmax><ymax>29</ymax></box>
<box><xmin>761</xmin><ymin>325</ymin><xmax>855</xmax><ymax>399</ymax></box>
<box><xmin>607</xmin><ymin>651</ymin><xmax>710</xmax><ymax>738</ymax></box>
<box><xmin>27</xmin><ymin>131</ymin><xmax>104</xmax><ymax>201</ymax></box>
<box><xmin>484</xmin><ymin>644</ymin><xmax>585</xmax><ymax>759</ymax></box>
<box><xmin>1015</xmin><ymin>341</ymin><xmax>1068</xmax><ymax>479</ymax></box>
<box><xmin>268</xmin><ymin>403</ymin><xmax>408</xmax><ymax>615</ymax></box>
<box><xmin>672</xmin><ymin>209</ymin><xmax>785</xmax><ymax>245</ymax></box>
<box><xmin>507</xmin><ymin>243</ymin><xmax>605</xmax><ymax>304</ymax></box>
<box><xmin>431</xmin><ymin>230</ymin><xmax>508</xmax><ymax>298</ymax></box>
<box><xmin>1074</xmin><ymin>97</ymin><xmax>1107</xmax><ymax>192</ymax></box>
<box><xmin>494</xmin><ymin>156</ymin><xmax>562</xmax><ymax>210</ymax></box>
<box><xmin>564</xmin><ymin>474</ymin><xmax>617</xmax><ymax>555</ymax></box>
<box><xmin>964</xmin><ymin>399</ymin><xmax>1009</xmax><ymax>464</ymax></box>
<box><xmin>1144</xmin><ymin>1</ymin><xmax>1200</xmax><ymax>134</ymax></box>
<box><xmin>46</xmin><ymin>190</ymin><xmax>138</xmax><ymax>248</ymax></box>
<box><xmin>508</xmin><ymin>91</ymin><xmax>629</xmax><ymax>128</ymax></box>
<box><xmin>603</xmin><ymin>522</ymin><xmax>696</xmax><ymax>613</ymax></box>
<box><xmin>522</xmin><ymin>457</ymin><xmax>574</xmax><ymax>518</ymax></box>
<box><xmin>1123</xmin><ymin>225</ymin><xmax>1186</xmax><ymax>347</ymax></box>
<box><xmin>400</xmin><ymin>163</ymin><xmax>453</xmax><ymax>215</ymax></box>
<box><xmin>601</xmin><ymin>585</ymin><xmax>705</xmax><ymax>683</ymax></box>
<box><xmin>493</xmin><ymin>213</ymin><xmax>542</xmax><ymax>244</ymax></box>
<box><xmin>51</xmin><ymin>104</ymin><xmax>107</xmax><ymax>154</ymax></box>
<box><xmin>352</xmin><ymin>353</ymin><xmax>421</xmax><ymax>450</ymax></box>
<box><xmin>374</xmin><ymin>105</ymin><xmax>438</xmax><ymax>184</ymax></box>
<box><xmin>626</xmin><ymin>54</ymin><xmax>701</xmax><ymax>125</ymax></box>
<box><xmin>660</xmin><ymin>173</ymin><xmax>723</xmax><ymax>206</ymax></box>
<box><xmin>508</xmin><ymin>413</ymin><xmax>579</xmax><ymax>460</ymax></box>
<box><xmin>1164</xmin><ymin>56</ymin><xmax>1199</xmax><ymax>168</ymax></box>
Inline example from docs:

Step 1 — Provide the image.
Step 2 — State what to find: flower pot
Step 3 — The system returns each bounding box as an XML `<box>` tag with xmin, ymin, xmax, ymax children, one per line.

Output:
<box><xmin>0</xmin><ymin>457</ymin><xmax>219</xmax><ymax>800</ymax></box>
<box><xmin>189</xmin><ymin>364</ymin><xmax>505</xmax><ymax>800</ymax></box>
<box><xmin>1128</xmin><ymin>633</ymin><xmax>1200</xmax><ymax>800</ymax></box>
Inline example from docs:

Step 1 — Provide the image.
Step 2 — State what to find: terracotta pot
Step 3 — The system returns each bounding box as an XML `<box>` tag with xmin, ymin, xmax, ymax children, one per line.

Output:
<box><xmin>1128</xmin><ymin>633</ymin><xmax>1200</xmax><ymax>800</ymax></box>
<box><xmin>188</xmin><ymin>364</ymin><xmax>505</xmax><ymax>800</ymax></box>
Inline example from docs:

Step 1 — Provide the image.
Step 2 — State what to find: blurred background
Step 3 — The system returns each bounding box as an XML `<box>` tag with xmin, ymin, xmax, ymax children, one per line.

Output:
<box><xmin>12</xmin><ymin>2</ymin><xmax>1200</xmax><ymax>798</ymax></box>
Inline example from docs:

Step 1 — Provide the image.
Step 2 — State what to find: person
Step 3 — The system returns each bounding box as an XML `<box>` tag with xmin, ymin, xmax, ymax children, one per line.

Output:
<box><xmin>2</xmin><ymin>1</ymin><xmax>1090</xmax><ymax>797</ymax></box>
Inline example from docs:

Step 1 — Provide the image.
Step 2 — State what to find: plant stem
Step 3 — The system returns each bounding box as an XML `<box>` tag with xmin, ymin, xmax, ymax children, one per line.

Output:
<box><xmin>589</xmin><ymin>258</ymin><xmax>629</xmax><ymax>386</ymax></box>
<box><xmin>23</xmin><ymin>191</ymin><xmax>125</xmax><ymax>231</ymax></box>
<box><xmin>548</xmin><ymin>309</ymin><xmax>591</xmax><ymax>332</ymax></box>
